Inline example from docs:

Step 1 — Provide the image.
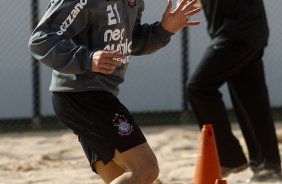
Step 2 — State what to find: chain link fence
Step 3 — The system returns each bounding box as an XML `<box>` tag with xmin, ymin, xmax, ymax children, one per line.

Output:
<box><xmin>1</xmin><ymin>0</ymin><xmax>282</xmax><ymax>132</ymax></box>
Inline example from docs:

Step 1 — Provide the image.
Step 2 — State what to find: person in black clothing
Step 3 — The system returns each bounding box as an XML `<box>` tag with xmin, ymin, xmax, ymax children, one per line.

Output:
<box><xmin>186</xmin><ymin>0</ymin><xmax>282</xmax><ymax>182</ymax></box>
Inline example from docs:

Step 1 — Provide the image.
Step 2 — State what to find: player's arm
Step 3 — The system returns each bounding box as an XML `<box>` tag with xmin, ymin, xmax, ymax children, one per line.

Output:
<box><xmin>131</xmin><ymin>0</ymin><xmax>200</xmax><ymax>56</ymax></box>
<box><xmin>131</xmin><ymin>0</ymin><xmax>173</xmax><ymax>56</ymax></box>
<box><xmin>28</xmin><ymin>0</ymin><xmax>92</xmax><ymax>74</ymax></box>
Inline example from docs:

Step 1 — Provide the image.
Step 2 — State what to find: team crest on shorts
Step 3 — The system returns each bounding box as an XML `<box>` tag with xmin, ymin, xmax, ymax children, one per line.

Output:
<box><xmin>113</xmin><ymin>113</ymin><xmax>133</xmax><ymax>136</ymax></box>
<box><xmin>128</xmin><ymin>0</ymin><xmax>136</xmax><ymax>8</ymax></box>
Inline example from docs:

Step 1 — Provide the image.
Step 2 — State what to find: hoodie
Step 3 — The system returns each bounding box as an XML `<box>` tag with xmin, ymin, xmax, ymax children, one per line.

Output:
<box><xmin>29</xmin><ymin>0</ymin><xmax>173</xmax><ymax>96</ymax></box>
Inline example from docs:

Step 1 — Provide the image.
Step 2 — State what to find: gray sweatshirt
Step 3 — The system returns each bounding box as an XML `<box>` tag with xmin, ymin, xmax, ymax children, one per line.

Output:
<box><xmin>29</xmin><ymin>0</ymin><xmax>173</xmax><ymax>96</ymax></box>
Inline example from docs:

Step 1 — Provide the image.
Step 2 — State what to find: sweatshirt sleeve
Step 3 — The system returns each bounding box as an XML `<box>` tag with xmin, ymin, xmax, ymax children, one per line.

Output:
<box><xmin>131</xmin><ymin>1</ymin><xmax>174</xmax><ymax>56</ymax></box>
<box><xmin>28</xmin><ymin>0</ymin><xmax>92</xmax><ymax>74</ymax></box>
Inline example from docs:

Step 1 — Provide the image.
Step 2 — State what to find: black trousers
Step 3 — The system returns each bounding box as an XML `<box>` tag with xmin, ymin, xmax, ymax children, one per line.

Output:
<box><xmin>186</xmin><ymin>39</ymin><xmax>281</xmax><ymax>171</ymax></box>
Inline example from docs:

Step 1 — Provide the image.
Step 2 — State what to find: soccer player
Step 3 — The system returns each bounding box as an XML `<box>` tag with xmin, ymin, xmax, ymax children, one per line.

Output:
<box><xmin>29</xmin><ymin>0</ymin><xmax>200</xmax><ymax>183</ymax></box>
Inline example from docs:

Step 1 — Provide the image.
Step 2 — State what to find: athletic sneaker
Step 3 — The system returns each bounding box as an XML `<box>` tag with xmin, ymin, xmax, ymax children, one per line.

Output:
<box><xmin>248</xmin><ymin>169</ymin><xmax>282</xmax><ymax>183</ymax></box>
<box><xmin>221</xmin><ymin>163</ymin><xmax>249</xmax><ymax>177</ymax></box>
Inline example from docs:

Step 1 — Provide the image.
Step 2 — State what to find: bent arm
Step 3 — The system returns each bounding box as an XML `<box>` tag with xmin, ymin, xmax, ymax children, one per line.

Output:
<box><xmin>131</xmin><ymin>1</ymin><xmax>174</xmax><ymax>56</ymax></box>
<box><xmin>28</xmin><ymin>0</ymin><xmax>92</xmax><ymax>74</ymax></box>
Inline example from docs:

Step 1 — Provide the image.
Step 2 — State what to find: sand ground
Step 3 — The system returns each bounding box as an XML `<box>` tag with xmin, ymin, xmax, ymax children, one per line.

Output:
<box><xmin>1</xmin><ymin>123</ymin><xmax>282</xmax><ymax>184</ymax></box>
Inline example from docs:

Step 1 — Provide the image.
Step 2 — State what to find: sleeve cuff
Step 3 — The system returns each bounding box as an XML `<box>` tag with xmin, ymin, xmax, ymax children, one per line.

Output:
<box><xmin>155</xmin><ymin>22</ymin><xmax>175</xmax><ymax>41</ymax></box>
<box><xmin>80</xmin><ymin>49</ymin><xmax>93</xmax><ymax>72</ymax></box>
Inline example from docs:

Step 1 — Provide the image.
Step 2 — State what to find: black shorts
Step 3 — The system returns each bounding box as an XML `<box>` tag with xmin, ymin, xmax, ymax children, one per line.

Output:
<box><xmin>52</xmin><ymin>91</ymin><xmax>147</xmax><ymax>172</ymax></box>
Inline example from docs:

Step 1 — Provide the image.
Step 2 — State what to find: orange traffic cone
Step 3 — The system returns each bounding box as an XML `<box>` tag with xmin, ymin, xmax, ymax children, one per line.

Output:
<box><xmin>215</xmin><ymin>179</ymin><xmax>227</xmax><ymax>184</ymax></box>
<box><xmin>193</xmin><ymin>124</ymin><xmax>222</xmax><ymax>184</ymax></box>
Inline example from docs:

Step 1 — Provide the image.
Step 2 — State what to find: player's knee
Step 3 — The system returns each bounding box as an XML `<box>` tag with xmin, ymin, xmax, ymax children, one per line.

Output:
<box><xmin>130</xmin><ymin>155</ymin><xmax>159</xmax><ymax>183</ymax></box>
<box><xmin>135</xmin><ymin>163</ymin><xmax>159</xmax><ymax>183</ymax></box>
<box><xmin>146</xmin><ymin>163</ymin><xmax>159</xmax><ymax>182</ymax></box>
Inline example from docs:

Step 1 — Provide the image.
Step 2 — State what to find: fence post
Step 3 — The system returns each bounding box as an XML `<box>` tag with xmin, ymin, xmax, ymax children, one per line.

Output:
<box><xmin>30</xmin><ymin>0</ymin><xmax>41</xmax><ymax>129</ymax></box>
<box><xmin>180</xmin><ymin>27</ymin><xmax>189</xmax><ymax>124</ymax></box>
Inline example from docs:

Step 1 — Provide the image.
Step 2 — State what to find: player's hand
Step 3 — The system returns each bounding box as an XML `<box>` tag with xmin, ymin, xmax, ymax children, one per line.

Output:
<box><xmin>161</xmin><ymin>0</ymin><xmax>201</xmax><ymax>33</ymax></box>
<box><xmin>91</xmin><ymin>50</ymin><xmax>125</xmax><ymax>74</ymax></box>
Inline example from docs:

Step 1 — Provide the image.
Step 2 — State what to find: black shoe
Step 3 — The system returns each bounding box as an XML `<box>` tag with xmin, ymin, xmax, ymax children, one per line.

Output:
<box><xmin>249</xmin><ymin>169</ymin><xmax>282</xmax><ymax>183</ymax></box>
<box><xmin>221</xmin><ymin>163</ymin><xmax>249</xmax><ymax>177</ymax></box>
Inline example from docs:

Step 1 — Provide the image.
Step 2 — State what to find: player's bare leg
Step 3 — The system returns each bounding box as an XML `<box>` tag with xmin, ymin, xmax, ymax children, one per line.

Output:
<box><xmin>95</xmin><ymin>161</ymin><xmax>125</xmax><ymax>183</ymax></box>
<box><xmin>96</xmin><ymin>142</ymin><xmax>159</xmax><ymax>184</ymax></box>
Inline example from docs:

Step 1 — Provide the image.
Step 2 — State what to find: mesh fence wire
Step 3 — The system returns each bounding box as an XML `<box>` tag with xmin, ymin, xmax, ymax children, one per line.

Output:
<box><xmin>1</xmin><ymin>0</ymin><xmax>282</xmax><ymax>132</ymax></box>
